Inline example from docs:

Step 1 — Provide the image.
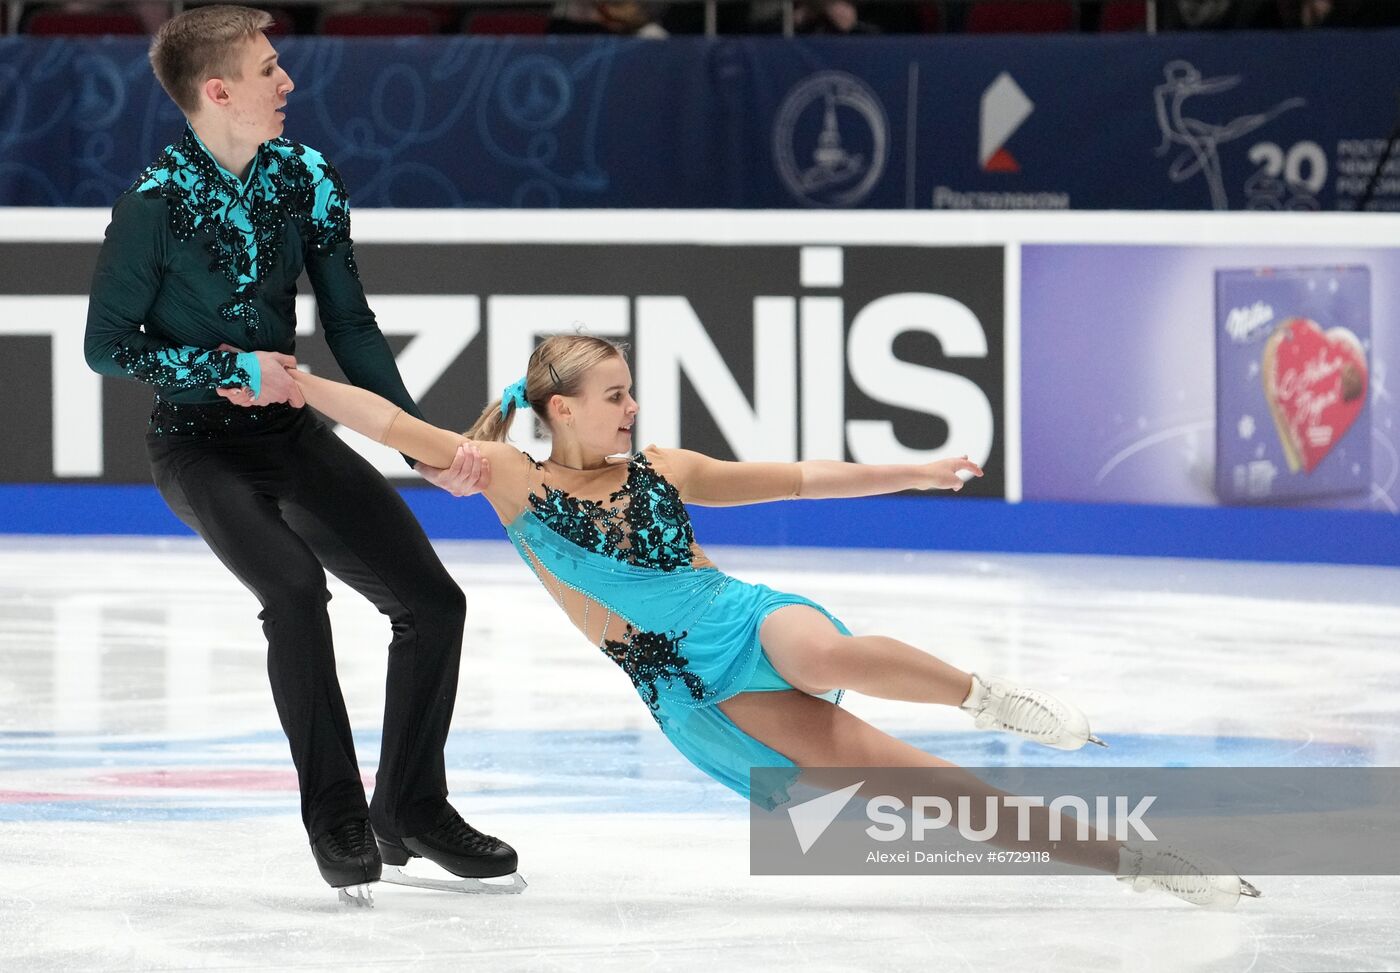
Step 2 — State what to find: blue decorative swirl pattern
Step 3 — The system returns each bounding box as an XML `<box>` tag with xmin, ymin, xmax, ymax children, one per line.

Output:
<box><xmin>0</xmin><ymin>36</ymin><xmax>624</xmax><ymax>208</ymax></box>
<box><xmin>6</xmin><ymin>32</ymin><xmax>1400</xmax><ymax>210</ymax></box>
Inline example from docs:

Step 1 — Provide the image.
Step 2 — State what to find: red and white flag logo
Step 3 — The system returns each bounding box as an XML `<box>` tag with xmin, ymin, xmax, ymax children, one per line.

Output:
<box><xmin>980</xmin><ymin>73</ymin><xmax>1034</xmax><ymax>173</ymax></box>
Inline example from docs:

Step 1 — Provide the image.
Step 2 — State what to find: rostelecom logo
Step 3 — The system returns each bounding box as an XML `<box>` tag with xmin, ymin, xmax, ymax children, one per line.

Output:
<box><xmin>980</xmin><ymin>72</ymin><xmax>1034</xmax><ymax>173</ymax></box>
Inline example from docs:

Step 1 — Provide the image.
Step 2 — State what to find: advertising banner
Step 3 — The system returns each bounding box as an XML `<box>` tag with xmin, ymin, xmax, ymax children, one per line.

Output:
<box><xmin>3</xmin><ymin>31</ymin><xmax>1400</xmax><ymax>211</ymax></box>
<box><xmin>8</xmin><ymin>208</ymin><xmax>1400</xmax><ymax>563</ymax></box>
<box><xmin>1021</xmin><ymin>244</ymin><xmax>1398</xmax><ymax>514</ymax></box>
<box><xmin>0</xmin><ymin>228</ymin><xmax>1006</xmax><ymax>496</ymax></box>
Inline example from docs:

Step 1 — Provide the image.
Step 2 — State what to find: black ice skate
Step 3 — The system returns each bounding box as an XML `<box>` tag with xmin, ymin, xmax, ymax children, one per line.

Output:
<box><xmin>311</xmin><ymin>818</ymin><xmax>381</xmax><ymax>907</ymax></box>
<box><xmin>376</xmin><ymin>809</ymin><xmax>525</xmax><ymax>895</ymax></box>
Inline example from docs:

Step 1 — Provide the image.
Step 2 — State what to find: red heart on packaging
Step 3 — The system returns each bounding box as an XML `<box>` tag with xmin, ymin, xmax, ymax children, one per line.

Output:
<box><xmin>1262</xmin><ymin>318</ymin><xmax>1368</xmax><ymax>474</ymax></box>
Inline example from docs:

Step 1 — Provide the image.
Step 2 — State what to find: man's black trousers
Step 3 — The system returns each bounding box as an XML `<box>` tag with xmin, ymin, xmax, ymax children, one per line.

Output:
<box><xmin>149</xmin><ymin>407</ymin><xmax>464</xmax><ymax>841</ymax></box>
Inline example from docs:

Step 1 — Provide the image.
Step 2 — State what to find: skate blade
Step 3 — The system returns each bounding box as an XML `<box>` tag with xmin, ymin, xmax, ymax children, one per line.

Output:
<box><xmin>380</xmin><ymin>864</ymin><xmax>527</xmax><ymax>895</ymax></box>
<box><xmin>337</xmin><ymin>884</ymin><xmax>375</xmax><ymax>908</ymax></box>
<box><xmin>1087</xmin><ymin>734</ymin><xmax>1109</xmax><ymax>748</ymax></box>
<box><xmin>1239</xmin><ymin>878</ymin><xmax>1262</xmax><ymax>898</ymax></box>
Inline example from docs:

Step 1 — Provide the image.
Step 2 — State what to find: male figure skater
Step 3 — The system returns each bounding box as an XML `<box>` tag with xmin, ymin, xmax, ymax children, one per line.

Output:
<box><xmin>84</xmin><ymin>5</ymin><xmax>519</xmax><ymax>898</ymax></box>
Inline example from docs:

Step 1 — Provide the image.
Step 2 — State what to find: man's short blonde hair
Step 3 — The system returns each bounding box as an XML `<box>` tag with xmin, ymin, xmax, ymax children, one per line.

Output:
<box><xmin>149</xmin><ymin>5</ymin><xmax>273</xmax><ymax>115</ymax></box>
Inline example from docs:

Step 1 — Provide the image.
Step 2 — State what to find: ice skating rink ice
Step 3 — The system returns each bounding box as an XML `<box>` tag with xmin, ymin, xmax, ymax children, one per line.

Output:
<box><xmin>2</xmin><ymin>535</ymin><xmax>1398</xmax><ymax>973</ymax></box>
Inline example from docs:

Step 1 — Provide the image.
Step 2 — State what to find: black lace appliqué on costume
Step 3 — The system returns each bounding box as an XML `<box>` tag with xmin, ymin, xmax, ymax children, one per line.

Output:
<box><xmin>111</xmin><ymin>344</ymin><xmax>253</xmax><ymax>392</ymax></box>
<box><xmin>131</xmin><ymin>128</ymin><xmax>355</xmax><ymax>343</ymax></box>
<box><xmin>602</xmin><ymin>625</ymin><xmax>708</xmax><ymax>712</ymax></box>
<box><xmin>606</xmin><ymin>453</ymin><xmax>693</xmax><ymax>571</ymax></box>
<box><xmin>528</xmin><ymin>485</ymin><xmax>628</xmax><ymax>557</ymax></box>
<box><xmin>528</xmin><ymin>453</ymin><xmax>695</xmax><ymax>571</ymax></box>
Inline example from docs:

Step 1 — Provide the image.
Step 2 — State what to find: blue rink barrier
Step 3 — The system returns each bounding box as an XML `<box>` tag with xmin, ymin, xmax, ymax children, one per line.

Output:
<box><xmin>4</xmin><ymin>484</ymin><xmax>1398</xmax><ymax>567</ymax></box>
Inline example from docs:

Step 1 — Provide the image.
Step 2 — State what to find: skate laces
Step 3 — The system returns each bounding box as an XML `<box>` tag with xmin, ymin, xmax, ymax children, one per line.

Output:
<box><xmin>1139</xmin><ymin>848</ymin><xmax>1207</xmax><ymax>895</ymax></box>
<box><xmin>322</xmin><ymin>819</ymin><xmax>375</xmax><ymax>860</ymax></box>
<box><xmin>436</xmin><ymin>811</ymin><xmax>499</xmax><ymax>853</ymax></box>
<box><xmin>1122</xmin><ymin>845</ymin><xmax>1235</xmax><ymax>905</ymax></box>
<box><xmin>981</xmin><ymin>687</ymin><xmax>1062</xmax><ymax>739</ymax></box>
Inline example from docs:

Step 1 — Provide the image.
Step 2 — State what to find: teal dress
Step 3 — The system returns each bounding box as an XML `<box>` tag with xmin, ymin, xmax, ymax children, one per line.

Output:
<box><xmin>504</xmin><ymin>450</ymin><xmax>846</xmax><ymax>805</ymax></box>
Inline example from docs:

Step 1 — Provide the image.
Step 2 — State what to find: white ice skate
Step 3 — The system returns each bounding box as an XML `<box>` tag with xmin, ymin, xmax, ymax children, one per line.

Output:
<box><xmin>1117</xmin><ymin>843</ymin><xmax>1262</xmax><ymax>910</ymax></box>
<box><xmin>960</xmin><ymin>673</ymin><xmax>1107</xmax><ymax>750</ymax></box>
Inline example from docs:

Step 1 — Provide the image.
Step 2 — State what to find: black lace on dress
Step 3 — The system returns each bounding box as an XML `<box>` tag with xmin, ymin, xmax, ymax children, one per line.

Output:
<box><xmin>524</xmin><ymin>452</ymin><xmax>713</xmax><ymax>710</ymax></box>
<box><xmin>601</xmin><ymin>625</ymin><xmax>708</xmax><ymax>713</ymax></box>
<box><xmin>527</xmin><ymin>452</ymin><xmax>694</xmax><ymax>572</ymax></box>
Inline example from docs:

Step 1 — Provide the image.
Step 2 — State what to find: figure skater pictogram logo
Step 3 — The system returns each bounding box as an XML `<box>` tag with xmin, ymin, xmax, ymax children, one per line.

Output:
<box><xmin>1153</xmin><ymin>61</ymin><xmax>1305</xmax><ymax>210</ymax></box>
<box><xmin>774</xmin><ymin>71</ymin><xmax>889</xmax><ymax>207</ymax></box>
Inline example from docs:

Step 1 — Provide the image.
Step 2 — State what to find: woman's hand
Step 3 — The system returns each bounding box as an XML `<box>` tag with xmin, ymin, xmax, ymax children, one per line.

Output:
<box><xmin>922</xmin><ymin>456</ymin><xmax>984</xmax><ymax>491</ymax></box>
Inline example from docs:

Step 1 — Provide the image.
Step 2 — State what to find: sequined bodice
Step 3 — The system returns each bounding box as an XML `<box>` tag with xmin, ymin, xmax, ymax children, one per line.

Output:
<box><xmin>525</xmin><ymin>452</ymin><xmax>705</xmax><ymax>573</ymax></box>
<box><xmin>88</xmin><ymin>127</ymin><xmax>422</xmax><ymax>438</ymax></box>
<box><xmin>131</xmin><ymin>127</ymin><xmax>352</xmax><ymax>342</ymax></box>
<box><xmin>506</xmin><ymin>450</ymin><xmax>722</xmax><ymax>714</ymax></box>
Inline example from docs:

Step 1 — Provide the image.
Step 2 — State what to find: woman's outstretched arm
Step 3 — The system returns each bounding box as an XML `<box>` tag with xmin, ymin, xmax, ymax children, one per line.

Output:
<box><xmin>288</xmin><ymin>369</ymin><xmax>530</xmax><ymax>505</ymax></box>
<box><xmin>796</xmin><ymin>455</ymin><xmax>983</xmax><ymax>498</ymax></box>
<box><xmin>652</xmin><ymin>446</ymin><xmax>983</xmax><ymax>506</ymax></box>
<box><xmin>291</xmin><ymin>370</ymin><xmax>467</xmax><ymax>468</ymax></box>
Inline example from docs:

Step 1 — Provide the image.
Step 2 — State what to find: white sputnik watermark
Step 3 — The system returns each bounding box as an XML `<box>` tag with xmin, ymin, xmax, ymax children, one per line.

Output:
<box><xmin>864</xmin><ymin>794</ymin><xmax>1158</xmax><ymax>843</ymax></box>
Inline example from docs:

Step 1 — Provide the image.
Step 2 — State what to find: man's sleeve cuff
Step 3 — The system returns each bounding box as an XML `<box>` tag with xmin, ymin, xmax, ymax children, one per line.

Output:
<box><xmin>234</xmin><ymin>351</ymin><xmax>261</xmax><ymax>398</ymax></box>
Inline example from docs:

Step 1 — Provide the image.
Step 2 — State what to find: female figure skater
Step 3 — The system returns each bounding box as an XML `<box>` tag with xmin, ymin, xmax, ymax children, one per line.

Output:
<box><xmin>271</xmin><ymin>334</ymin><xmax>1258</xmax><ymax>909</ymax></box>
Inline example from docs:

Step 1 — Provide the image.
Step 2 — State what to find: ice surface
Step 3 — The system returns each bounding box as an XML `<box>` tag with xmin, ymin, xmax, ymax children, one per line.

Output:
<box><xmin>2</xmin><ymin>538</ymin><xmax>1397</xmax><ymax>971</ymax></box>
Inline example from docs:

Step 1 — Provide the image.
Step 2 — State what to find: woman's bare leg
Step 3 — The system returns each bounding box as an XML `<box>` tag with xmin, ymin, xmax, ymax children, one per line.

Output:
<box><xmin>719</xmin><ymin>689</ymin><xmax>1121</xmax><ymax>874</ymax></box>
<box><xmin>759</xmin><ymin>604</ymin><xmax>973</xmax><ymax>705</ymax></box>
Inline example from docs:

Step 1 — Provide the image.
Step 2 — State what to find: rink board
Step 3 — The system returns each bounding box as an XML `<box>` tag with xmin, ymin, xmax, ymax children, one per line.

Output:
<box><xmin>4</xmin><ymin>485</ymin><xmax>1400</xmax><ymax>567</ymax></box>
<box><xmin>4</xmin><ymin>209</ymin><xmax>1400</xmax><ymax>564</ymax></box>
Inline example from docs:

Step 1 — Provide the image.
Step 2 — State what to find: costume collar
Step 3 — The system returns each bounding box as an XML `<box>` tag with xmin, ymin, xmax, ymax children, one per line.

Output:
<box><xmin>181</xmin><ymin>124</ymin><xmax>270</xmax><ymax>197</ymax></box>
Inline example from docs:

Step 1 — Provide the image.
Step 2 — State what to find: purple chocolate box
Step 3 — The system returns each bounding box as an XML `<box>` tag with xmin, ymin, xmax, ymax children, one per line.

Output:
<box><xmin>1215</xmin><ymin>267</ymin><xmax>1371</xmax><ymax>504</ymax></box>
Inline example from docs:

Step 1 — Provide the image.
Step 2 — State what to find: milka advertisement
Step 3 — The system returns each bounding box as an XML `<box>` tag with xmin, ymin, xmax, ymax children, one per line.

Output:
<box><xmin>1214</xmin><ymin>267</ymin><xmax>1369</xmax><ymax>504</ymax></box>
<box><xmin>1021</xmin><ymin>246</ymin><xmax>1395</xmax><ymax>513</ymax></box>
